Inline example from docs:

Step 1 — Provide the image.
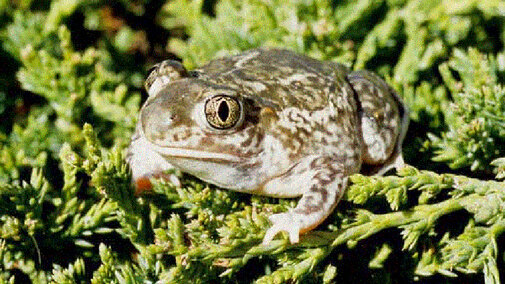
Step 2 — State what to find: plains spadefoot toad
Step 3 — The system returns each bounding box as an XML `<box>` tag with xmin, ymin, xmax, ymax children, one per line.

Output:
<box><xmin>127</xmin><ymin>48</ymin><xmax>409</xmax><ymax>245</ymax></box>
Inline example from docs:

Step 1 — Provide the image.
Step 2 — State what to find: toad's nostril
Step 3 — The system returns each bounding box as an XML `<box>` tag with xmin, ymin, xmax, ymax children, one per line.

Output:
<box><xmin>141</xmin><ymin>104</ymin><xmax>177</xmax><ymax>141</ymax></box>
<box><xmin>161</xmin><ymin>111</ymin><xmax>176</xmax><ymax>127</ymax></box>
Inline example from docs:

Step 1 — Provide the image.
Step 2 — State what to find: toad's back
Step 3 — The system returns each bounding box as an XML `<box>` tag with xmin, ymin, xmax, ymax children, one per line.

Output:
<box><xmin>195</xmin><ymin>49</ymin><xmax>353</xmax><ymax>112</ymax></box>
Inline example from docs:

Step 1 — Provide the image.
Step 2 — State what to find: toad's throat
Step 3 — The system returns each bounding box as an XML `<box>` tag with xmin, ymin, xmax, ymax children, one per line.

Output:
<box><xmin>148</xmin><ymin>143</ymin><xmax>243</xmax><ymax>163</ymax></box>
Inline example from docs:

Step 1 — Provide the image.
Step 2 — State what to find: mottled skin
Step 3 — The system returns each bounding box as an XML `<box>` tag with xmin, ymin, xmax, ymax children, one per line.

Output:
<box><xmin>127</xmin><ymin>49</ymin><xmax>409</xmax><ymax>244</ymax></box>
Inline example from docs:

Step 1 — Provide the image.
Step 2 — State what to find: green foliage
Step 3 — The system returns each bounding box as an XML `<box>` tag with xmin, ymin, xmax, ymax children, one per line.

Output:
<box><xmin>0</xmin><ymin>0</ymin><xmax>504</xmax><ymax>283</ymax></box>
<box><xmin>430</xmin><ymin>49</ymin><xmax>505</xmax><ymax>173</ymax></box>
<box><xmin>15</xmin><ymin>23</ymin><xmax>140</xmax><ymax>146</ymax></box>
<box><xmin>160</xmin><ymin>0</ymin><xmax>358</xmax><ymax>67</ymax></box>
<box><xmin>349</xmin><ymin>167</ymin><xmax>505</xmax><ymax>282</ymax></box>
<box><xmin>160</xmin><ymin>0</ymin><xmax>505</xmax><ymax>84</ymax></box>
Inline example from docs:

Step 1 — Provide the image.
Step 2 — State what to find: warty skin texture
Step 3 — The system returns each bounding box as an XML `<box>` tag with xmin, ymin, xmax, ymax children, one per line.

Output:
<box><xmin>127</xmin><ymin>48</ymin><xmax>409</xmax><ymax>244</ymax></box>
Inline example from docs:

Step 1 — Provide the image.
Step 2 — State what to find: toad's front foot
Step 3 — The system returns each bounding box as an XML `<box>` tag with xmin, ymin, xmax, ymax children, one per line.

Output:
<box><xmin>262</xmin><ymin>164</ymin><xmax>348</xmax><ymax>245</ymax></box>
<box><xmin>262</xmin><ymin>212</ymin><xmax>303</xmax><ymax>245</ymax></box>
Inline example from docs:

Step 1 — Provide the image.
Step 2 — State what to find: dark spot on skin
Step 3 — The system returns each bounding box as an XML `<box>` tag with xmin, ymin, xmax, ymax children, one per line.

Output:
<box><xmin>291</xmin><ymin>126</ymin><xmax>310</xmax><ymax>140</ymax></box>
<box><xmin>328</xmin><ymin>84</ymin><xmax>336</xmax><ymax>94</ymax></box>
<box><xmin>316</xmin><ymin>171</ymin><xmax>335</xmax><ymax>186</ymax></box>
<box><xmin>320</xmin><ymin>189</ymin><xmax>328</xmax><ymax>203</ymax></box>
<box><xmin>189</xmin><ymin>71</ymin><xmax>201</xmax><ymax>78</ymax></box>
<box><xmin>242</xmin><ymin>160</ymin><xmax>262</xmax><ymax>169</ymax></box>
<box><xmin>295</xmin><ymin>203</ymin><xmax>322</xmax><ymax>215</ymax></box>
<box><xmin>291</xmin><ymin>81</ymin><xmax>303</xmax><ymax>90</ymax></box>
<box><xmin>304</xmin><ymin>196</ymin><xmax>314</xmax><ymax>203</ymax></box>
<box><xmin>309</xmin><ymin>157</ymin><xmax>327</xmax><ymax>169</ymax></box>
<box><xmin>200</xmin><ymin>136</ymin><xmax>215</xmax><ymax>146</ymax></box>
<box><xmin>231</xmin><ymin>69</ymin><xmax>257</xmax><ymax>81</ymax></box>
<box><xmin>293</xmin><ymin>111</ymin><xmax>309</xmax><ymax>124</ymax></box>
<box><xmin>240</xmin><ymin>129</ymin><xmax>263</xmax><ymax>148</ymax></box>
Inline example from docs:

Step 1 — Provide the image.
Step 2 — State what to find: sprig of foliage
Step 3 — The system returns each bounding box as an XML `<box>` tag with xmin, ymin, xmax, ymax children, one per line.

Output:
<box><xmin>430</xmin><ymin>48</ymin><xmax>505</xmax><ymax>173</ymax></box>
<box><xmin>491</xmin><ymin>157</ymin><xmax>505</xmax><ymax>179</ymax></box>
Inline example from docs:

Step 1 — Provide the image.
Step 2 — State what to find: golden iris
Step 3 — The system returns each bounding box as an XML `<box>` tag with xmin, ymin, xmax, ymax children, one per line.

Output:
<box><xmin>205</xmin><ymin>95</ymin><xmax>241</xmax><ymax>129</ymax></box>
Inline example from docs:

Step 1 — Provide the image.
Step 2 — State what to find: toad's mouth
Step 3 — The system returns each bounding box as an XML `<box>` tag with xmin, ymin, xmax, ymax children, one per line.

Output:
<box><xmin>148</xmin><ymin>143</ymin><xmax>244</xmax><ymax>163</ymax></box>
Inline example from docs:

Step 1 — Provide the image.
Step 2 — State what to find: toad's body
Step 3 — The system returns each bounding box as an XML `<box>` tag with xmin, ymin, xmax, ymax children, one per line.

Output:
<box><xmin>127</xmin><ymin>49</ymin><xmax>409</xmax><ymax>244</ymax></box>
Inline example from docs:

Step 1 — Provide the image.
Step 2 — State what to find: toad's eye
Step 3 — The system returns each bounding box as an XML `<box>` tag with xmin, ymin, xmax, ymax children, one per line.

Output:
<box><xmin>205</xmin><ymin>95</ymin><xmax>241</xmax><ymax>129</ymax></box>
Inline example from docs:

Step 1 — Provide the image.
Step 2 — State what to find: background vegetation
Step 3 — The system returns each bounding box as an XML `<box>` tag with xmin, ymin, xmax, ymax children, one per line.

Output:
<box><xmin>0</xmin><ymin>0</ymin><xmax>504</xmax><ymax>283</ymax></box>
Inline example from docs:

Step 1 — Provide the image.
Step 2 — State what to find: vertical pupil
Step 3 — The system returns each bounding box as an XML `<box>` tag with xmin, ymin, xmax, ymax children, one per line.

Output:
<box><xmin>218</xmin><ymin>100</ymin><xmax>230</xmax><ymax>122</ymax></box>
